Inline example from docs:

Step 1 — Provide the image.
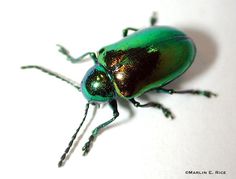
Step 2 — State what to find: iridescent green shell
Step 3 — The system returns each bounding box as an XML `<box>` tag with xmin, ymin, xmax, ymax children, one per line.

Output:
<box><xmin>97</xmin><ymin>26</ymin><xmax>196</xmax><ymax>99</ymax></box>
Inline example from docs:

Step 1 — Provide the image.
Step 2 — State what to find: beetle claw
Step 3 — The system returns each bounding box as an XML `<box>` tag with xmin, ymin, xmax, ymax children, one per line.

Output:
<box><xmin>82</xmin><ymin>135</ymin><xmax>95</xmax><ymax>155</ymax></box>
<box><xmin>204</xmin><ymin>91</ymin><xmax>217</xmax><ymax>98</ymax></box>
<box><xmin>163</xmin><ymin>108</ymin><xmax>175</xmax><ymax>119</ymax></box>
<box><xmin>57</xmin><ymin>44</ymin><xmax>70</xmax><ymax>56</ymax></box>
<box><xmin>82</xmin><ymin>141</ymin><xmax>91</xmax><ymax>155</ymax></box>
<box><xmin>193</xmin><ymin>90</ymin><xmax>218</xmax><ymax>98</ymax></box>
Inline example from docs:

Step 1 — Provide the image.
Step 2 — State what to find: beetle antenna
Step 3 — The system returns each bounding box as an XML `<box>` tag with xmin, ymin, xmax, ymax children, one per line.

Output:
<box><xmin>21</xmin><ymin>65</ymin><xmax>81</xmax><ymax>91</ymax></box>
<box><xmin>58</xmin><ymin>103</ymin><xmax>90</xmax><ymax>167</ymax></box>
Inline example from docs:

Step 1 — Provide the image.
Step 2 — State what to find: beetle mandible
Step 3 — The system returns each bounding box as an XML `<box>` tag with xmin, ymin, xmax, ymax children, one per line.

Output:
<box><xmin>22</xmin><ymin>12</ymin><xmax>217</xmax><ymax>167</ymax></box>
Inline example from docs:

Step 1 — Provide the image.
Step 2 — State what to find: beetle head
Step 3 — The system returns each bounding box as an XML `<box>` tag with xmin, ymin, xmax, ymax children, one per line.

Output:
<box><xmin>81</xmin><ymin>64</ymin><xmax>116</xmax><ymax>102</ymax></box>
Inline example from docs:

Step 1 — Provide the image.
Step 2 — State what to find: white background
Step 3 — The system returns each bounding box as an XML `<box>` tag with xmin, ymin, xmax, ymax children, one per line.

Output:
<box><xmin>0</xmin><ymin>0</ymin><xmax>236</xmax><ymax>178</ymax></box>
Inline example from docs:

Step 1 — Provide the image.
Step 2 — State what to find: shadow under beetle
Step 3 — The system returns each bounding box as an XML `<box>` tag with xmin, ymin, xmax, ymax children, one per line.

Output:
<box><xmin>22</xmin><ymin>13</ymin><xmax>217</xmax><ymax>167</ymax></box>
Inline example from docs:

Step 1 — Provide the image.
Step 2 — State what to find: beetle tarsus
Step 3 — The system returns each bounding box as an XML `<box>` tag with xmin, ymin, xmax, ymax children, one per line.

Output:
<box><xmin>157</xmin><ymin>88</ymin><xmax>217</xmax><ymax>98</ymax></box>
<box><xmin>57</xmin><ymin>44</ymin><xmax>75</xmax><ymax>62</ymax></box>
<box><xmin>194</xmin><ymin>90</ymin><xmax>217</xmax><ymax>98</ymax></box>
<box><xmin>150</xmin><ymin>12</ymin><xmax>158</xmax><ymax>26</ymax></box>
<box><xmin>82</xmin><ymin>135</ymin><xmax>94</xmax><ymax>155</ymax></box>
<box><xmin>57</xmin><ymin>44</ymin><xmax>70</xmax><ymax>56</ymax></box>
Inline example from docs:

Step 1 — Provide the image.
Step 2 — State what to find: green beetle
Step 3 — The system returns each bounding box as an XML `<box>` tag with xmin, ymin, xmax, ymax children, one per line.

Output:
<box><xmin>22</xmin><ymin>13</ymin><xmax>216</xmax><ymax>167</ymax></box>
<box><xmin>96</xmin><ymin>26</ymin><xmax>196</xmax><ymax>99</ymax></box>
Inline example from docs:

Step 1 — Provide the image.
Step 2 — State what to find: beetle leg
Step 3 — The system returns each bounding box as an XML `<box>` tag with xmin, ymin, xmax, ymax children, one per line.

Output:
<box><xmin>57</xmin><ymin>44</ymin><xmax>98</xmax><ymax>64</ymax></box>
<box><xmin>129</xmin><ymin>98</ymin><xmax>174</xmax><ymax>119</ymax></box>
<box><xmin>122</xmin><ymin>27</ymin><xmax>139</xmax><ymax>37</ymax></box>
<box><xmin>150</xmin><ymin>12</ymin><xmax>158</xmax><ymax>26</ymax></box>
<box><xmin>82</xmin><ymin>100</ymin><xmax>119</xmax><ymax>155</ymax></box>
<box><xmin>156</xmin><ymin>88</ymin><xmax>217</xmax><ymax>98</ymax></box>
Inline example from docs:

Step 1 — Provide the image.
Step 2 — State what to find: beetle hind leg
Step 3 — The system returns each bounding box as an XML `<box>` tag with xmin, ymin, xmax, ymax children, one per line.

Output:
<box><xmin>129</xmin><ymin>98</ymin><xmax>175</xmax><ymax>119</ymax></box>
<box><xmin>156</xmin><ymin>88</ymin><xmax>217</xmax><ymax>98</ymax></box>
<box><xmin>82</xmin><ymin>100</ymin><xmax>119</xmax><ymax>155</ymax></box>
<box><xmin>150</xmin><ymin>12</ymin><xmax>158</xmax><ymax>26</ymax></box>
<box><xmin>122</xmin><ymin>27</ymin><xmax>139</xmax><ymax>37</ymax></box>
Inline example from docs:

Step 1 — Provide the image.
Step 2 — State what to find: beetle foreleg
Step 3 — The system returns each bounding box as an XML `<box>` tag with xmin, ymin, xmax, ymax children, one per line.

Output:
<box><xmin>129</xmin><ymin>98</ymin><xmax>174</xmax><ymax>119</ymax></box>
<box><xmin>57</xmin><ymin>44</ymin><xmax>98</xmax><ymax>63</ymax></box>
<box><xmin>122</xmin><ymin>27</ymin><xmax>139</xmax><ymax>37</ymax></box>
<box><xmin>156</xmin><ymin>88</ymin><xmax>217</xmax><ymax>98</ymax></box>
<box><xmin>82</xmin><ymin>100</ymin><xmax>119</xmax><ymax>155</ymax></box>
